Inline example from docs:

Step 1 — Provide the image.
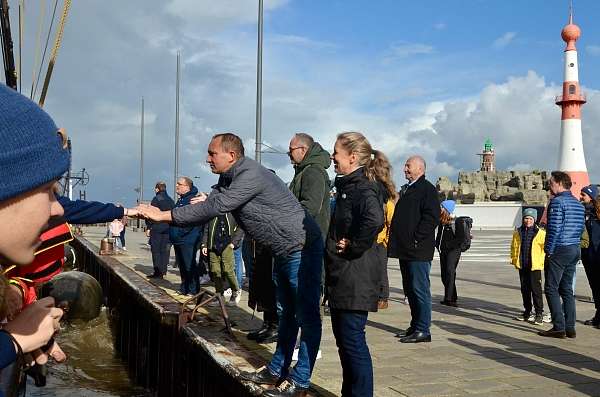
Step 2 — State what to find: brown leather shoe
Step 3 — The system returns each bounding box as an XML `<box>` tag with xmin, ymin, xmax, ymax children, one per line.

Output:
<box><xmin>566</xmin><ymin>329</ymin><xmax>576</xmax><ymax>339</ymax></box>
<box><xmin>538</xmin><ymin>328</ymin><xmax>566</xmax><ymax>338</ymax></box>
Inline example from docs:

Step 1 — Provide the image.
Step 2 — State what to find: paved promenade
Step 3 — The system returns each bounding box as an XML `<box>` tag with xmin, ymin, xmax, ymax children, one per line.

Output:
<box><xmin>80</xmin><ymin>227</ymin><xmax>600</xmax><ymax>396</ymax></box>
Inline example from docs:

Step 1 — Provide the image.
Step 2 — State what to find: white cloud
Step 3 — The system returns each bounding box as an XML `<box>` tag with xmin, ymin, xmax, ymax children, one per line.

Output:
<box><xmin>387</xmin><ymin>42</ymin><xmax>435</xmax><ymax>59</ymax></box>
<box><xmin>493</xmin><ymin>32</ymin><xmax>517</xmax><ymax>49</ymax></box>
<box><xmin>434</xmin><ymin>23</ymin><xmax>447</xmax><ymax>30</ymax></box>
<box><xmin>165</xmin><ymin>0</ymin><xmax>289</xmax><ymax>29</ymax></box>
<box><xmin>270</xmin><ymin>34</ymin><xmax>337</xmax><ymax>50</ymax></box>
<box><xmin>508</xmin><ymin>163</ymin><xmax>535</xmax><ymax>171</ymax></box>
<box><xmin>17</xmin><ymin>3</ymin><xmax>600</xmax><ymax>206</ymax></box>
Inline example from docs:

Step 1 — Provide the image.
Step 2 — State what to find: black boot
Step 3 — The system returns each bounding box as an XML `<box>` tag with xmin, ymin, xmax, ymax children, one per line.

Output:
<box><xmin>247</xmin><ymin>322</ymin><xmax>269</xmax><ymax>340</ymax></box>
<box><xmin>256</xmin><ymin>323</ymin><xmax>278</xmax><ymax>344</ymax></box>
<box><xmin>583</xmin><ymin>311</ymin><xmax>599</xmax><ymax>326</ymax></box>
<box><xmin>263</xmin><ymin>379</ymin><xmax>308</xmax><ymax>396</ymax></box>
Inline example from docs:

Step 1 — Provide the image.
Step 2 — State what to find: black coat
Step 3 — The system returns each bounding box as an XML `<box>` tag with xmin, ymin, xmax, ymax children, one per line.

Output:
<box><xmin>146</xmin><ymin>191</ymin><xmax>175</xmax><ymax>234</ymax></box>
<box><xmin>247</xmin><ymin>240</ymin><xmax>277</xmax><ymax>313</ymax></box>
<box><xmin>436</xmin><ymin>223</ymin><xmax>462</xmax><ymax>253</ymax></box>
<box><xmin>325</xmin><ymin>167</ymin><xmax>384</xmax><ymax>312</ymax></box>
<box><xmin>388</xmin><ymin>175</ymin><xmax>440</xmax><ymax>261</ymax></box>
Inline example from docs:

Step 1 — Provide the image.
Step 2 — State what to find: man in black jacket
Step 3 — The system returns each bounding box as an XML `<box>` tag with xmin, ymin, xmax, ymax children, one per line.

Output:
<box><xmin>388</xmin><ymin>156</ymin><xmax>440</xmax><ymax>343</ymax></box>
<box><xmin>146</xmin><ymin>181</ymin><xmax>175</xmax><ymax>278</ymax></box>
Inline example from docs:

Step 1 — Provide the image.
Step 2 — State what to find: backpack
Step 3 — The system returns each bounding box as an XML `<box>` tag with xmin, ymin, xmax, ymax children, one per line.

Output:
<box><xmin>213</xmin><ymin>215</ymin><xmax>232</xmax><ymax>254</ymax></box>
<box><xmin>454</xmin><ymin>216</ymin><xmax>473</xmax><ymax>252</ymax></box>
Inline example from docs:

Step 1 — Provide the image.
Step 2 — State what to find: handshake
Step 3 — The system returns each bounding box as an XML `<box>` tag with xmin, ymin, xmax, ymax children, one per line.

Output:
<box><xmin>130</xmin><ymin>192</ymin><xmax>208</xmax><ymax>222</ymax></box>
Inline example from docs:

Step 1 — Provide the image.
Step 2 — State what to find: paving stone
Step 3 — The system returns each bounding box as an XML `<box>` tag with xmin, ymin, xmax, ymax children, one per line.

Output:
<box><xmin>456</xmin><ymin>379</ymin><xmax>518</xmax><ymax>394</ymax></box>
<box><xmin>457</xmin><ymin>369</ymin><xmax>506</xmax><ymax>381</ymax></box>
<box><xmin>391</xmin><ymin>383</ymin><xmax>464</xmax><ymax>397</ymax></box>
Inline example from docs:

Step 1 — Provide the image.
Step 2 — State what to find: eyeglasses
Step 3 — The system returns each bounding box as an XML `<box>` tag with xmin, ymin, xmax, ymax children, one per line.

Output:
<box><xmin>287</xmin><ymin>146</ymin><xmax>305</xmax><ymax>155</ymax></box>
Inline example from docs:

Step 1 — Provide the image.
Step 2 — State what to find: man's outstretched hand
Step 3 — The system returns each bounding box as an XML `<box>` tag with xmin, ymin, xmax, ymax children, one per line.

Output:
<box><xmin>190</xmin><ymin>192</ymin><xmax>208</xmax><ymax>205</ymax></box>
<box><xmin>135</xmin><ymin>204</ymin><xmax>173</xmax><ymax>223</ymax></box>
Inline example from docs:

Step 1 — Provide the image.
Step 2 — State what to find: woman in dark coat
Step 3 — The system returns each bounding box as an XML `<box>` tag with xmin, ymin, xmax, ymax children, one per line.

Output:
<box><xmin>580</xmin><ymin>185</ymin><xmax>600</xmax><ymax>327</ymax></box>
<box><xmin>326</xmin><ymin>131</ymin><xmax>395</xmax><ymax>397</ymax></box>
<box><xmin>435</xmin><ymin>200</ymin><xmax>462</xmax><ymax>307</ymax></box>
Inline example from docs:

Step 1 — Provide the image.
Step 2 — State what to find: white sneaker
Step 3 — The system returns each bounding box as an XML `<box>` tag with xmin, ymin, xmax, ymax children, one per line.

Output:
<box><xmin>228</xmin><ymin>290</ymin><xmax>242</xmax><ymax>306</ymax></box>
<box><xmin>542</xmin><ymin>313</ymin><xmax>552</xmax><ymax>323</ymax></box>
<box><xmin>223</xmin><ymin>288</ymin><xmax>233</xmax><ymax>299</ymax></box>
<box><xmin>232</xmin><ymin>289</ymin><xmax>242</xmax><ymax>305</ymax></box>
<box><xmin>527</xmin><ymin>314</ymin><xmax>535</xmax><ymax>322</ymax></box>
<box><xmin>122</xmin><ymin>246</ymin><xmax>127</xmax><ymax>251</ymax></box>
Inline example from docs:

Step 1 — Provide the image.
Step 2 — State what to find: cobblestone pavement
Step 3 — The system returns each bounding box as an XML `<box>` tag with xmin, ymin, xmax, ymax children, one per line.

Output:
<box><xmin>81</xmin><ymin>227</ymin><xmax>600</xmax><ymax>396</ymax></box>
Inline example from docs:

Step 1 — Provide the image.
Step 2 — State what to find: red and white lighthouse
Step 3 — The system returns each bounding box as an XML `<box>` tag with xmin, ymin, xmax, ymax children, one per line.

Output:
<box><xmin>556</xmin><ymin>6</ymin><xmax>589</xmax><ymax>195</ymax></box>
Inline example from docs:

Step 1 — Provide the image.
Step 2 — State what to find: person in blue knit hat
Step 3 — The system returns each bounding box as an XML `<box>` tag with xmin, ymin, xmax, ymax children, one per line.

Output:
<box><xmin>435</xmin><ymin>200</ymin><xmax>462</xmax><ymax>307</ymax></box>
<box><xmin>510</xmin><ymin>208</ymin><xmax>548</xmax><ymax>325</ymax></box>
<box><xmin>0</xmin><ymin>84</ymin><xmax>69</xmax><ymax>389</ymax></box>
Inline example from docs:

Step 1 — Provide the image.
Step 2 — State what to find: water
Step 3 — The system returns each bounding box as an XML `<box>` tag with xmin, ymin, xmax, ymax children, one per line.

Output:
<box><xmin>27</xmin><ymin>309</ymin><xmax>149</xmax><ymax>397</ymax></box>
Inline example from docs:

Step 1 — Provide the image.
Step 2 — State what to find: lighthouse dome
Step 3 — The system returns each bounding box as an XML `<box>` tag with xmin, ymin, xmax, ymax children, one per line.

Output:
<box><xmin>562</xmin><ymin>23</ymin><xmax>581</xmax><ymax>42</ymax></box>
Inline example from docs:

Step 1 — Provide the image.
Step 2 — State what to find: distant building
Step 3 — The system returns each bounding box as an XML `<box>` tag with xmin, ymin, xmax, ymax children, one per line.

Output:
<box><xmin>477</xmin><ymin>138</ymin><xmax>495</xmax><ymax>172</ymax></box>
<box><xmin>437</xmin><ymin>140</ymin><xmax>549</xmax><ymax>205</ymax></box>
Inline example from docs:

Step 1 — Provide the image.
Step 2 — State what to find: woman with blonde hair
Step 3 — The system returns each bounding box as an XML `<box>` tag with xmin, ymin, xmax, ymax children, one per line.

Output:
<box><xmin>326</xmin><ymin>131</ymin><xmax>392</xmax><ymax>397</ymax></box>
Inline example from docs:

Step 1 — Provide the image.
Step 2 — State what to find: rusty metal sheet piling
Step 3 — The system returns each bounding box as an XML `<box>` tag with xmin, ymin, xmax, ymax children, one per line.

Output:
<box><xmin>71</xmin><ymin>236</ymin><xmax>263</xmax><ymax>397</ymax></box>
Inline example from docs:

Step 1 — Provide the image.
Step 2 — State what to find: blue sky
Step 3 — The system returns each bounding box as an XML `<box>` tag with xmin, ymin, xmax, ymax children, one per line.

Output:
<box><xmin>7</xmin><ymin>0</ymin><xmax>600</xmax><ymax>204</ymax></box>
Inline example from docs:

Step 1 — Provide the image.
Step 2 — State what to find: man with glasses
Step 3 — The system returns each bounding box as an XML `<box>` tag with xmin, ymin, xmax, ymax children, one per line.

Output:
<box><xmin>288</xmin><ymin>133</ymin><xmax>331</xmax><ymax>241</ymax></box>
<box><xmin>170</xmin><ymin>177</ymin><xmax>202</xmax><ymax>295</ymax></box>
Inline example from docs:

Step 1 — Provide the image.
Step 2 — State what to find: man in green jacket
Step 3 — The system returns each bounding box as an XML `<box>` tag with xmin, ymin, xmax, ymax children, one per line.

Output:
<box><xmin>288</xmin><ymin>133</ymin><xmax>331</xmax><ymax>239</ymax></box>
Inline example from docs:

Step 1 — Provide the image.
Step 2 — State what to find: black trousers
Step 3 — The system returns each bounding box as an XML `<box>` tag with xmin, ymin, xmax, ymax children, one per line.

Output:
<box><xmin>375</xmin><ymin>243</ymin><xmax>389</xmax><ymax>300</ymax></box>
<box><xmin>439</xmin><ymin>248</ymin><xmax>461</xmax><ymax>303</ymax></box>
<box><xmin>519</xmin><ymin>268</ymin><xmax>543</xmax><ymax>315</ymax></box>
<box><xmin>582</xmin><ymin>248</ymin><xmax>600</xmax><ymax>314</ymax></box>
<box><xmin>150</xmin><ymin>232</ymin><xmax>171</xmax><ymax>275</ymax></box>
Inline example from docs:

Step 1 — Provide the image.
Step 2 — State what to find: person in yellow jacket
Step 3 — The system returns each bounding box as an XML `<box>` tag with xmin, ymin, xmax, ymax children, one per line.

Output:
<box><xmin>511</xmin><ymin>208</ymin><xmax>547</xmax><ymax>325</ymax></box>
<box><xmin>376</xmin><ymin>196</ymin><xmax>396</xmax><ymax>309</ymax></box>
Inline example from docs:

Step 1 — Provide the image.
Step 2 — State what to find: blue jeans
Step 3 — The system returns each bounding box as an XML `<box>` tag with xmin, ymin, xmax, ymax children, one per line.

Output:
<box><xmin>119</xmin><ymin>229</ymin><xmax>126</xmax><ymax>247</ymax></box>
<box><xmin>234</xmin><ymin>246</ymin><xmax>244</xmax><ymax>287</ymax></box>
<box><xmin>545</xmin><ymin>245</ymin><xmax>579</xmax><ymax>331</ymax></box>
<box><xmin>399</xmin><ymin>260</ymin><xmax>431</xmax><ymax>334</ymax></box>
<box><xmin>330</xmin><ymin>309</ymin><xmax>373</xmax><ymax>397</ymax></box>
<box><xmin>174</xmin><ymin>243</ymin><xmax>199</xmax><ymax>294</ymax></box>
<box><xmin>267</xmin><ymin>238</ymin><xmax>323</xmax><ymax>388</ymax></box>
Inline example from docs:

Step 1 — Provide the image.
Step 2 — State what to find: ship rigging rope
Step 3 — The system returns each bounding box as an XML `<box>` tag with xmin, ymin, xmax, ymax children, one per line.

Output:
<box><xmin>17</xmin><ymin>0</ymin><xmax>23</xmax><ymax>93</ymax></box>
<box><xmin>38</xmin><ymin>0</ymin><xmax>69</xmax><ymax>107</ymax></box>
<box><xmin>32</xmin><ymin>0</ymin><xmax>58</xmax><ymax>101</ymax></box>
<box><xmin>30</xmin><ymin>0</ymin><xmax>45</xmax><ymax>99</ymax></box>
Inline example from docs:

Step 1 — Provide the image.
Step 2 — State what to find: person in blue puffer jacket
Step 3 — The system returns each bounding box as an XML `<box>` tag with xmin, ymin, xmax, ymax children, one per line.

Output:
<box><xmin>539</xmin><ymin>171</ymin><xmax>585</xmax><ymax>339</ymax></box>
<box><xmin>170</xmin><ymin>177</ymin><xmax>202</xmax><ymax>295</ymax></box>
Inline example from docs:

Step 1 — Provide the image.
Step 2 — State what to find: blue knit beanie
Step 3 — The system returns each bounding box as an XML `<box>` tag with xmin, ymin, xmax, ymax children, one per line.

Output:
<box><xmin>523</xmin><ymin>208</ymin><xmax>538</xmax><ymax>220</ymax></box>
<box><xmin>441</xmin><ymin>200</ymin><xmax>456</xmax><ymax>214</ymax></box>
<box><xmin>581</xmin><ymin>184</ymin><xmax>599</xmax><ymax>201</ymax></box>
<box><xmin>0</xmin><ymin>84</ymin><xmax>70</xmax><ymax>202</ymax></box>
